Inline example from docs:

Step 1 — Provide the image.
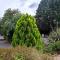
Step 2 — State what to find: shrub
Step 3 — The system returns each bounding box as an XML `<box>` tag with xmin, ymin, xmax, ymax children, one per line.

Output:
<box><xmin>45</xmin><ymin>41</ymin><xmax>60</xmax><ymax>54</ymax></box>
<box><xmin>12</xmin><ymin>14</ymin><xmax>44</xmax><ymax>50</ymax></box>
<box><xmin>44</xmin><ymin>29</ymin><xmax>60</xmax><ymax>54</ymax></box>
<box><xmin>48</xmin><ymin>28</ymin><xmax>60</xmax><ymax>43</ymax></box>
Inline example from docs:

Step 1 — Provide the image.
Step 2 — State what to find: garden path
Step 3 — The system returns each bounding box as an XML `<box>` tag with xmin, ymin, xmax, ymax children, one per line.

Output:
<box><xmin>0</xmin><ymin>34</ymin><xmax>12</xmax><ymax>48</ymax></box>
<box><xmin>53</xmin><ymin>55</ymin><xmax>60</xmax><ymax>60</ymax></box>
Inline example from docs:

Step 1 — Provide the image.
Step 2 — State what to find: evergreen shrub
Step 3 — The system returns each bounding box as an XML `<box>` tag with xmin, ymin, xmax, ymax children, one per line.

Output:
<box><xmin>12</xmin><ymin>14</ymin><xmax>44</xmax><ymax>50</ymax></box>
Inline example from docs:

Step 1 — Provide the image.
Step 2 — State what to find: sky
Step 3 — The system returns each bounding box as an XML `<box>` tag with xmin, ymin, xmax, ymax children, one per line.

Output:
<box><xmin>0</xmin><ymin>0</ymin><xmax>41</xmax><ymax>17</ymax></box>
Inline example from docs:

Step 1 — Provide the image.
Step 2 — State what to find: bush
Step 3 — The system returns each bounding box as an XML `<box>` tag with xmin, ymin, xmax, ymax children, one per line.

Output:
<box><xmin>12</xmin><ymin>14</ymin><xmax>44</xmax><ymax>50</ymax></box>
<box><xmin>44</xmin><ymin>29</ymin><xmax>60</xmax><ymax>54</ymax></box>
<box><xmin>48</xmin><ymin>28</ymin><xmax>60</xmax><ymax>43</ymax></box>
<box><xmin>45</xmin><ymin>41</ymin><xmax>60</xmax><ymax>54</ymax></box>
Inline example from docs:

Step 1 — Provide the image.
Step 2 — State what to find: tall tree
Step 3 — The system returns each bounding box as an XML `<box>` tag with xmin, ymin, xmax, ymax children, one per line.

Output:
<box><xmin>1</xmin><ymin>8</ymin><xmax>21</xmax><ymax>39</ymax></box>
<box><xmin>36</xmin><ymin>0</ymin><xmax>60</xmax><ymax>33</ymax></box>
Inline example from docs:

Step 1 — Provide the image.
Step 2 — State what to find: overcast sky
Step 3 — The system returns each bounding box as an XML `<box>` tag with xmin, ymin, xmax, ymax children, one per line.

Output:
<box><xmin>0</xmin><ymin>0</ymin><xmax>41</xmax><ymax>17</ymax></box>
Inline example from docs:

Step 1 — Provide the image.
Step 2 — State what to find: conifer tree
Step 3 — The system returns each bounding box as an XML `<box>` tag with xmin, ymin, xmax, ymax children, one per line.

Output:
<box><xmin>12</xmin><ymin>14</ymin><xmax>44</xmax><ymax>50</ymax></box>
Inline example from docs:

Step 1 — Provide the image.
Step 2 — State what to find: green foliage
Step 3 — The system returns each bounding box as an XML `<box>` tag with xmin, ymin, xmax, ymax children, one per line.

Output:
<box><xmin>12</xmin><ymin>14</ymin><xmax>44</xmax><ymax>50</ymax></box>
<box><xmin>2</xmin><ymin>8</ymin><xmax>21</xmax><ymax>35</ymax></box>
<box><xmin>0</xmin><ymin>18</ymin><xmax>2</xmax><ymax>33</ymax></box>
<box><xmin>48</xmin><ymin>28</ymin><xmax>60</xmax><ymax>43</ymax></box>
<box><xmin>36</xmin><ymin>0</ymin><xmax>60</xmax><ymax>31</ymax></box>
<box><xmin>1</xmin><ymin>8</ymin><xmax>21</xmax><ymax>42</ymax></box>
<box><xmin>14</xmin><ymin>53</ymin><xmax>25</xmax><ymax>60</ymax></box>
<box><xmin>44</xmin><ymin>28</ymin><xmax>60</xmax><ymax>54</ymax></box>
<box><xmin>45</xmin><ymin>41</ymin><xmax>60</xmax><ymax>54</ymax></box>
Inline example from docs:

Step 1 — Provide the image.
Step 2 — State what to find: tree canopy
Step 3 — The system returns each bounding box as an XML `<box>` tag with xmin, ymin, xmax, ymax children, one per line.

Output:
<box><xmin>36</xmin><ymin>0</ymin><xmax>60</xmax><ymax>31</ymax></box>
<box><xmin>1</xmin><ymin>8</ymin><xmax>21</xmax><ymax>37</ymax></box>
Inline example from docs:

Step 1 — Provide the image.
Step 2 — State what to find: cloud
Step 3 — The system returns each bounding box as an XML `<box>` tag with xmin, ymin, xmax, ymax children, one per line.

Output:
<box><xmin>29</xmin><ymin>3</ymin><xmax>38</xmax><ymax>8</ymax></box>
<box><xmin>19</xmin><ymin>0</ymin><xmax>27</xmax><ymax>6</ymax></box>
<box><xmin>0</xmin><ymin>0</ymin><xmax>41</xmax><ymax>17</ymax></box>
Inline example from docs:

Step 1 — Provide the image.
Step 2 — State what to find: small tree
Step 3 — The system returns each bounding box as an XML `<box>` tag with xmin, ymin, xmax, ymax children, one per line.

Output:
<box><xmin>12</xmin><ymin>14</ymin><xmax>44</xmax><ymax>50</ymax></box>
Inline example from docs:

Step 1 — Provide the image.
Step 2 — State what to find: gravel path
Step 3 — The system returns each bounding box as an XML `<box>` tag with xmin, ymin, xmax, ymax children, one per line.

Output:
<box><xmin>53</xmin><ymin>55</ymin><xmax>60</xmax><ymax>60</ymax></box>
<box><xmin>0</xmin><ymin>35</ymin><xmax>12</xmax><ymax>48</ymax></box>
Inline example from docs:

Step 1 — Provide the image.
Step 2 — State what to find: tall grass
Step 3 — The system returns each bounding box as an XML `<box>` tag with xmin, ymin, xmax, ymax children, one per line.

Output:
<box><xmin>0</xmin><ymin>46</ymin><xmax>57</xmax><ymax>60</ymax></box>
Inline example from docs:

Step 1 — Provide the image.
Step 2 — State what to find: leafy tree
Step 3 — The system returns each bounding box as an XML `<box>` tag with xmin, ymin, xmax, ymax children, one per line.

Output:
<box><xmin>1</xmin><ymin>8</ymin><xmax>21</xmax><ymax>37</ymax></box>
<box><xmin>36</xmin><ymin>0</ymin><xmax>60</xmax><ymax>32</ymax></box>
<box><xmin>12</xmin><ymin>14</ymin><xmax>44</xmax><ymax>50</ymax></box>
